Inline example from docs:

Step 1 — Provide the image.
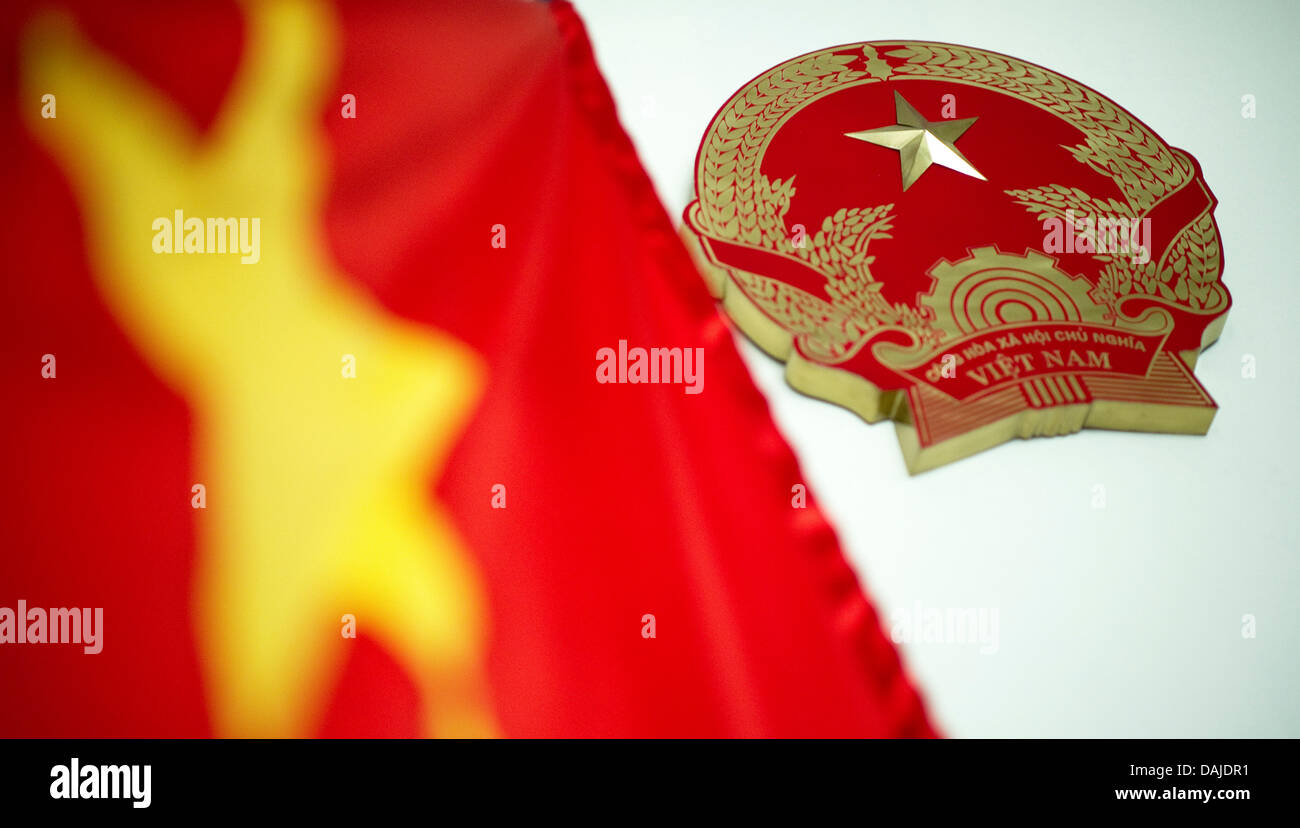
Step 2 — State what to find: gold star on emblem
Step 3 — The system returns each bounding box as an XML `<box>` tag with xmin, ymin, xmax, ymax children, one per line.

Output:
<box><xmin>845</xmin><ymin>91</ymin><xmax>986</xmax><ymax>190</ymax></box>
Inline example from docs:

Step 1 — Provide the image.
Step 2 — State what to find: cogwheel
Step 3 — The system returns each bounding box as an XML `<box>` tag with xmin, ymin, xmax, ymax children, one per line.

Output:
<box><xmin>919</xmin><ymin>246</ymin><xmax>1109</xmax><ymax>340</ymax></box>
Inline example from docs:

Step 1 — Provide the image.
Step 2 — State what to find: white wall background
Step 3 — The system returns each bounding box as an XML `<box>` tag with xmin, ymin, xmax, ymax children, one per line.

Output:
<box><xmin>572</xmin><ymin>0</ymin><xmax>1299</xmax><ymax>737</ymax></box>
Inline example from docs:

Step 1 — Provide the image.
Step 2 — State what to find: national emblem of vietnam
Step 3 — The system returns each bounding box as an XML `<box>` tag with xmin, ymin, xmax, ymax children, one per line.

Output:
<box><xmin>683</xmin><ymin>42</ymin><xmax>1230</xmax><ymax>473</ymax></box>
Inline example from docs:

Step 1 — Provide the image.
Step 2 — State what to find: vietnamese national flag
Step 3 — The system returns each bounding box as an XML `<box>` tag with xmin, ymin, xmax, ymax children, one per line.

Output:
<box><xmin>0</xmin><ymin>0</ymin><xmax>934</xmax><ymax>737</ymax></box>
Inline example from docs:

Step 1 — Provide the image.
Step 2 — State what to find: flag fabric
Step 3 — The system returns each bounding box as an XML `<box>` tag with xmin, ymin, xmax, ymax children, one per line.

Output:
<box><xmin>0</xmin><ymin>0</ymin><xmax>934</xmax><ymax>737</ymax></box>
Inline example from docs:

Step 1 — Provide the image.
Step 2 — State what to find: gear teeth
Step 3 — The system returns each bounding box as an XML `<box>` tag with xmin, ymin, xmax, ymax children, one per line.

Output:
<box><xmin>1024</xmin><ymin>249</ymin><xmax>1053</xmax><ymax>267</ymax></box>
<box><xmin>929</xmin><ymin>260</ymin><xmax>956</xmax><ymax>278</ymax></box>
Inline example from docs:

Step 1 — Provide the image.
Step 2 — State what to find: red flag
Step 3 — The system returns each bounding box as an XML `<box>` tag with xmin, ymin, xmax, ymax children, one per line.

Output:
<box><xmin>0</xmin><ymin>0</ymin><xmax>933</xmax><ymax>737</ymax></box>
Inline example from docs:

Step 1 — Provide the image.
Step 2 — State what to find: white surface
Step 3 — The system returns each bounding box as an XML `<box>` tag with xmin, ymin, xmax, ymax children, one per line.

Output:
<box><xmin>573</xmin><ymin>0</ymin><xmax>1299</xmax><ymax>737</ymax></box>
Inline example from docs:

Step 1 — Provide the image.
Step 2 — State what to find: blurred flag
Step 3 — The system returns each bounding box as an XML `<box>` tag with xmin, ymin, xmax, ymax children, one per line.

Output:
<box><xmin>0</xmin><ymin>0</ymin><xmax>933</xmax><ymax>737</ymax></box>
